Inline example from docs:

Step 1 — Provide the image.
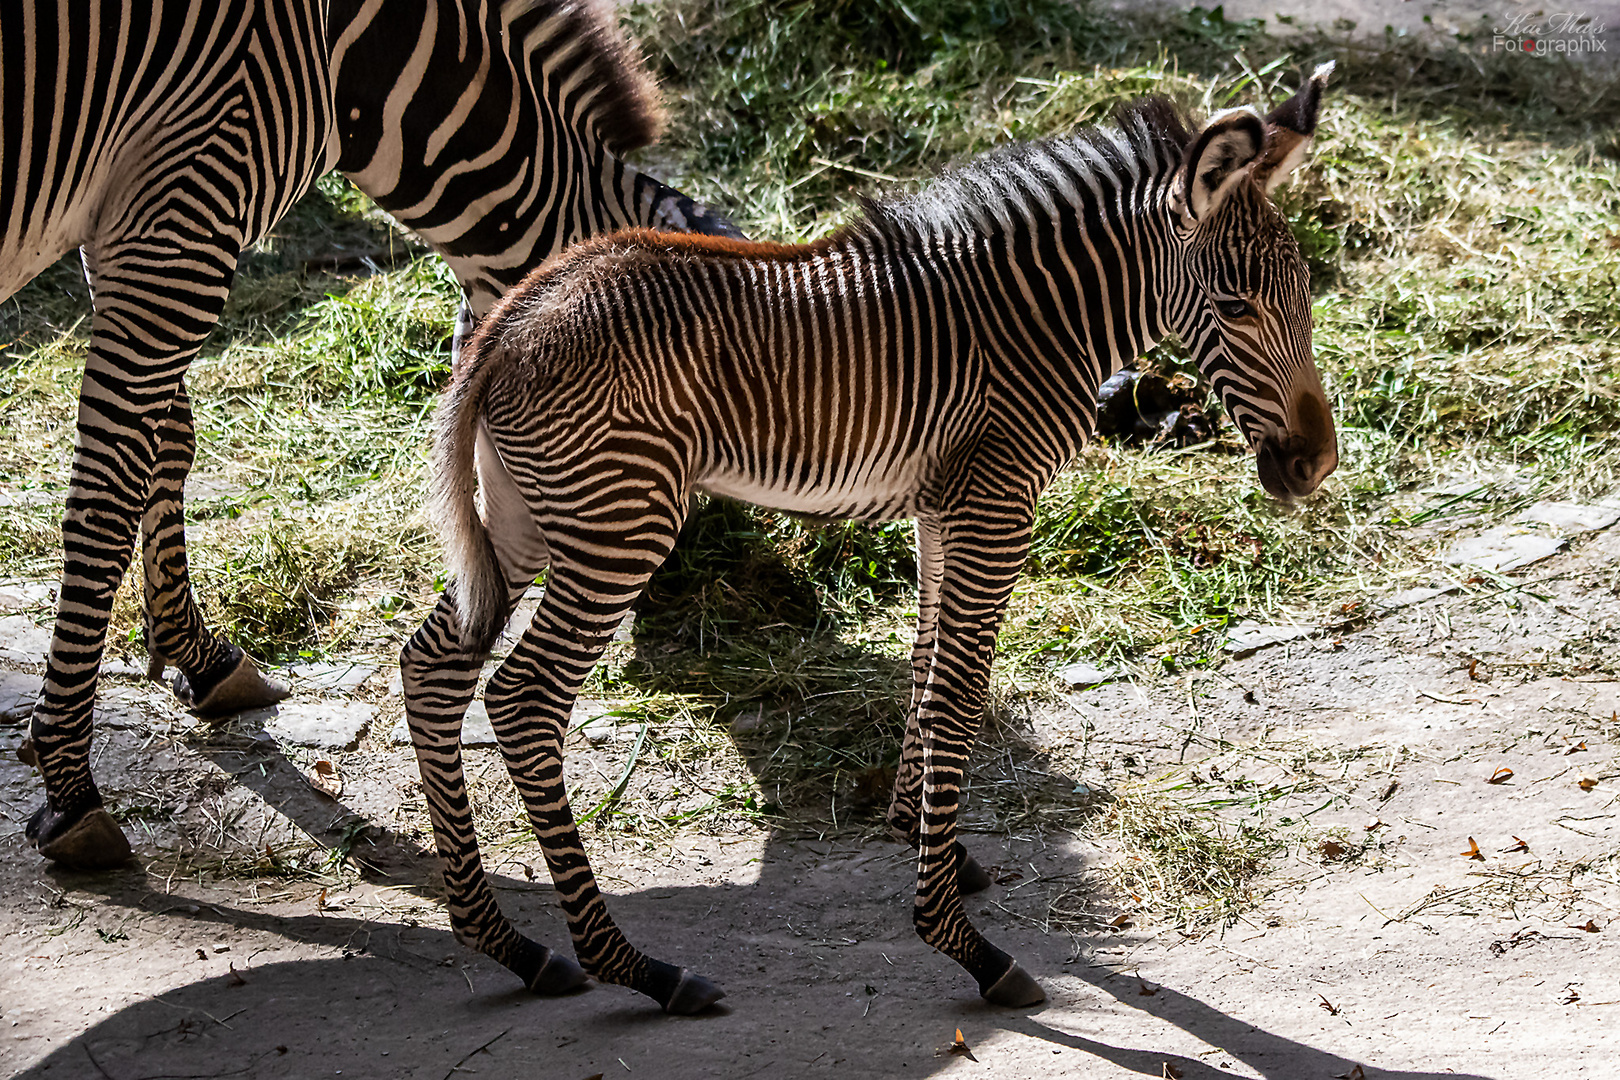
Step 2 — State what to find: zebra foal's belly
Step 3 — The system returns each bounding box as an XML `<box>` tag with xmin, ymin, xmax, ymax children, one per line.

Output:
<box><xmin>695</xmin><ymin>461</ymin><xmax>922</xmax><ymax>524</ymax></box>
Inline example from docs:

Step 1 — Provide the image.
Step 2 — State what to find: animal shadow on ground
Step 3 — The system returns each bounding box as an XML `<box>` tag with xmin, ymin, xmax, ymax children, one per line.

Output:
<box><xmin>13</xmin><ymin>869</ymin><xmax>1499</xmax><ymax>1080</ymax></box>
<box><xmin>10</xmin><ymin>640</ymin><xmax>1496</xmax><ymax>1079</ymax></box>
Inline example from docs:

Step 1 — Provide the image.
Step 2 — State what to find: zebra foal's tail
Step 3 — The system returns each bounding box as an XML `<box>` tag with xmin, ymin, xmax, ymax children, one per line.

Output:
<box><xmin>432</xmin><ymin>332</ymin><xmax>510</xmax><ymax>656</ymax></box>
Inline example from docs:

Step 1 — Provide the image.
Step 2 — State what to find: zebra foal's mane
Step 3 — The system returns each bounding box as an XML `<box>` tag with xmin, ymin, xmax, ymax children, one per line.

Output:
<box><xmin>860</xmin><ymin>97</ymin><xmax>1194</xmax><ymax>246</ymax></box>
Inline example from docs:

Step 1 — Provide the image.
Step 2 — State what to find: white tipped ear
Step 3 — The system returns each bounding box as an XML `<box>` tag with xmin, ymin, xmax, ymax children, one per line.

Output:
<box><xmin>1177</xmin><ymin>109</ymin><xmax>1266</xmax><ymax>221</ymax></box>
<box><xmin>1254</xmin><ymin>61</ymin><xmax>1334</xmax><ymax>193</ymax></box>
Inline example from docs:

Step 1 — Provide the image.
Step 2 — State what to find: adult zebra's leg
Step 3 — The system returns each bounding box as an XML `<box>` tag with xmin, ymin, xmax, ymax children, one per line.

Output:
<box><xmin>887</xmin><ymin>517</ymin><xmax>992</xmax><ymax>894</ymax></box>
<box><xmin>26</xmin><ymin>236</ymin><xmax>241</xmax><ymax>870</ymax></box>
<box><xmin>139</xmin><ymin>387</ymin><xmax>290</xmax><ymax>715</ymax></box>
<box><xmin>400</xmin><ymin>431</ymin><xmax>586</xmax><ymax>995</ymax></box>
<box><xmin>912</xmin><ymin>498</ymin><xmax>1045</xmax><ymax>1007</ymax></box>
<box><xmin>483</xmin><ymin>492</ymin><xmax>723</xmax><ymax>1014</ymax></box>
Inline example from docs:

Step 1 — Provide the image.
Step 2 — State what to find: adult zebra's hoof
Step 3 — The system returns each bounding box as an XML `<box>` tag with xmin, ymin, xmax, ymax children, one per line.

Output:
<box><xmin>958</xmin><ymin>848</ymin><xmax>993</xmax><ymax>895</ymax></box>
<box><xmin>981</xmin><ymin>962</ymin><xmax>1046</xmax><ymax>1008</ymax></box>
<box><xmin>175</xmin><ymin>647</ymin><xmax>289</xmax><ymax>719</ymax></box>
<box><xmin>663</xmin><ymin>969</ymin><xmax>726</xmax><ymax>1015</ymax></box>
<box><xmin>26</xmin><ymin>803</ymin><xmax>133</xmax><ymax>871</ymax></box>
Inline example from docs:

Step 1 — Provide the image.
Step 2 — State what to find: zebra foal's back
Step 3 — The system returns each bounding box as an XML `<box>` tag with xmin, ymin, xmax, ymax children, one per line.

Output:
<box><xmin>475</xmin><ymin>231</ymin><xmax>982</xmax><ymax>524</ymax></box>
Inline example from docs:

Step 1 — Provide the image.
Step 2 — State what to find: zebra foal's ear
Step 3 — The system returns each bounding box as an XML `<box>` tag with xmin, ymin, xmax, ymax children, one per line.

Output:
<box><xmin>1254</xmin><ymin>60</ymin><xmax>1335</xmax><ymax>193</ymax></box>
<box><xmin>1176</xmin><ymin>108</ymin><xmax>1266</xmax><ymax>222</ymax></box>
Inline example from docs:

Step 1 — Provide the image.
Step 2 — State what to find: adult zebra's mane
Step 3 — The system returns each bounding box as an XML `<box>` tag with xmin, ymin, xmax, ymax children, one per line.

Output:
<box><xmin>506</xmin><ymin>0</ymin><xmax>666</xmax><ymax>153</ymax></box>
<box><xmin>859</xmin><ymin>97</ymin><xmax>1193</xmax><ymax>247</ymax></box>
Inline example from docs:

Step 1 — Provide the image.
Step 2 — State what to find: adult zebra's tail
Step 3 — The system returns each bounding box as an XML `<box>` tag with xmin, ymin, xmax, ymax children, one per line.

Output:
<box><xmin>432</xmin><ymin>336</ymin><xmax>510</xmax><ymax>656</ymax></box>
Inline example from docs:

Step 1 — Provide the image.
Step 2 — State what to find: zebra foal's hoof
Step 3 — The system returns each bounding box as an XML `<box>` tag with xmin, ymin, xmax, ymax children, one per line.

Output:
<box><xmin>663</xmin><ymin>969</ymin><xmax>726</xmax><ymax>1015</ymax></box>
<box><xmin>981</xmin><ymin>962</ymin><xmax>1046</xmax><ymax>1008</ymax></box>
<box><xmin>511</xmin><ymin>937</ymin><xmax>590</xmax><ymax>996</ymax></box>
<box><xmin>958</xmin><ymin>849</ymin><xmax>993</xmax><ymax>895</ymax></box>
<box><xmin>176</xmin><ymin>647</ymin><xmax>289</xmax><ymax>718</ymax></box>
<box><xmin>26</xmin><ymin>803</ymin><xmax>133</xmax><ymax>871</ymax></box>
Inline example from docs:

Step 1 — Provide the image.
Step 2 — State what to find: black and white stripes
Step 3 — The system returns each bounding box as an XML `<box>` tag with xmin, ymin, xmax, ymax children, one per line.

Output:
<box><xmin>4</xmin><ymin>0</ymin><xmax>737</xmax><ymax>870</ymax></box>
<box><xmin>398</xmin><ymin>71</ymin><xmax>1339</xmax><ymax>1012</ymax></box>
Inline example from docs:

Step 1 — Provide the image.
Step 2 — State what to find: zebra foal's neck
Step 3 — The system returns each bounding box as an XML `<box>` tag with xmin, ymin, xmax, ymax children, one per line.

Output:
<box><xmin>844</xmin><ymin>100</ymin><xmax>1190</xmax><ymax>445</ymax></box>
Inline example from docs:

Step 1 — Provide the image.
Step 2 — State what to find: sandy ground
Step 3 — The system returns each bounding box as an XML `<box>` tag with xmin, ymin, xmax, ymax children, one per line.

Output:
<box><xmin>2</xmin><ymin>502</ymin><xmax>1617</xmax><ymax>1080</ymax></box>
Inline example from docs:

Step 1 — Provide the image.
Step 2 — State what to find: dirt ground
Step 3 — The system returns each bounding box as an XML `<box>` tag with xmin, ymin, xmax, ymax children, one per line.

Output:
<box><xmin>2</xmin><ymin>498</ymin><xmax>1617</xmax><ymax>1080</ymax></box>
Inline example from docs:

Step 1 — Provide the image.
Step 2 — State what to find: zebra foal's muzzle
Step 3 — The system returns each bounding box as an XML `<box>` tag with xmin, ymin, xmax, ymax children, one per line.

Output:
<box><xmin>1254</xmin><ymin>385</ymin><xmax>1338</xmax><ymax>502</ymax></box>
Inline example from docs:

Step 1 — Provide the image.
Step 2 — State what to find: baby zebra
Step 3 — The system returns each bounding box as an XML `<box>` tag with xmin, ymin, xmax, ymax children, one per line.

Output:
<box><xmin>402</xmin><ymin>65</ymin><xmax>1339</xmax><ymax>1013</ymax></box>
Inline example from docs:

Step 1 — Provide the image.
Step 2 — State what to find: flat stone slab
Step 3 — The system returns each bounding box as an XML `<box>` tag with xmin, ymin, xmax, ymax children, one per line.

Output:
<box><xmin>1224</xmin><ymin>620</ymin><xmax>1317</xmax><ymax>654</ymax></box>
<box><xmin>1055</xmin><ymin>661</ymin><xmax>1120</xmax><ymax>689</ymax></box>
<box><xmin>1442</xmin><ymin>527</ymin><xmax>1565</xmax><ymax>573</ymax></box>
<box><xmin>388</xmin><ymin>697</ymin><xmax>616</xmax><ymax>748</ymax></box>
<box><xmin>283</xmin><ymin>660</ymin><xmax>378</xmax><ymax>696</ymax></box>
<box><xmin>1516</xmin><ymin>501</ymin><xmax>1620</xmax><ymax>535</ymax></box>
<box><xmin>1377</xmin><ymin>585</ymin><xmax>1456</xmax><ymax>612</ymax></box>
<box><xmin>1</xmin><ymin>670</ymin><xmax>39</xmax><ymax>724</ymax></box>
<box><xmin>0</xmin><ymin>615</ymin><xmax>52</xmax><ymax>663</ymax></box>
<box><xmin>243</xmin><ymin>701</ymin><xmax>377</xmax><ymax>750</ymax></box>
<box><xmin>0</xmin><ymin>581</ymin><xmax>55</xmax><ymax>613</ymax></box>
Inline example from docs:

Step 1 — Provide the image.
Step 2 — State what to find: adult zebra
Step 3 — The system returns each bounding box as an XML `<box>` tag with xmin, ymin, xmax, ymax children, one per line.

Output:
<box><xmin>405</xmin><ymin>67</ymin><xmax>1339</xmax><ymax>1011</ymax></box>
<box><xmin>1</xmin><ymin>0</ymin><xmax>737</xmax><ymax>870</ymax></box>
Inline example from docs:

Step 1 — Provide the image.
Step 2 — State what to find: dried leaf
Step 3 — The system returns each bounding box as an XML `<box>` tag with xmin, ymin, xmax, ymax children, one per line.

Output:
<box><xmin>1502</xmin><ymin>836</ymin><xmax>1530</xmax><ymax>853</ymax></box>
<box><xmin>1379</xmin><ymin>780</ymin><xmax>1399</xmax><ymax>802</ymax></box>
<box><xmin>1318</xmin><ymin>994</ymin><xmax>1341</xmax><ymax>1015</ymax></box>
<box><xmin>1320</xmin><ymin>840</ymin><xmax>1348</xmax><ymax>861</ymax></box>
<box><xmin>1569</xmin><ymin>920</ymin><xmax>1601</xmax><ymax>933</ymax></box>
<box><xmin>1109</xmin><ymin>913</ymin><xmax>1134</xmax><ymax>929</ymax></box>
<box><xmin>316</xmin><ymin>888</ymin><xmax>329</xmax><ymax>911</ymax></box>
<box><xmin>1138</xmin><ymin>977</ymin><xmax>1159</xmax><ymax>997</ymax></box>
<box><xmin>226</xmin><ymin>962</ymin><xmax>246</xmax><ymax>987</ymax></box>
<box><xmin>305</xmin><ymin>759</ymin><xmax>342</xmax><ymax>799</ymax></box>
<box><xmin>1562</xmin><ymin>986</ymin><xmax>1581</xmax><ymax>1004</ymax></box>
<box><xmin>1461</xmin><ymin>838</ymin><xmax>1485</xmax><ymax>861</ymax></box>
<box><xmin>1566</xmin><ymin>740</ymin><xmax>1588</xmax><ymax>755</ymax></box>
<box><xmin>1578</xmin><ymin>776</ymin><xmax>1599</xmax><ymax>792</ymax></box>
<box><xmin>1487</xmin><ymin>767</ymin><xmax>1513</xmax><ymax>784</ymax></box>
<box><xmin>1333</xmin><ymin>1067</ymin><xmax>1367</xmax><ymax>1080</ymax></box>
<box><xmin>1365</xmin><ymin>819</ymin><xmax>1388</xmax><ymax>832</ymax></box>
<box><xmin>944</xmin><ymin>1027</ymin><xmax>977</xmax><ymax>1061</ymax></box>
<box><xmin>1163</xmin><ymin>1064</ymin><xmax>1185</xmax><ymax>1079</ymax></box>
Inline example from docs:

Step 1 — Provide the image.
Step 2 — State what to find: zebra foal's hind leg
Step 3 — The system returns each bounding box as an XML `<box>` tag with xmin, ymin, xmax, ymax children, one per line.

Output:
<box><xmin>909</xmin><ymin>494</ymin><xmax>1045</xmax><ymax>1008</ymax></box>
<box><xmin>481</xmin><ymin>478</ymin><xmax>723</xmax><ymax>1014</ymax></box>
<box><xmin>139</xmin><ymin>387</ymin><xmax>289</xmax><ymax>715</ymax></box>
<box><xmin>400</xmin><ymin>434</ymin><xmax>587</xmax><ymax>995</ymax></box>
<box><xmin>887</xmin><ymin>518</ymin><xmax>993</xmax><ymax>895</ymax></box>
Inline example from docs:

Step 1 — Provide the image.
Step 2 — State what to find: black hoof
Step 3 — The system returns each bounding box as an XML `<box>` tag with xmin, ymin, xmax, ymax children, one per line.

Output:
<box><xmin>26</xmin><ymin>803</ymin><xmax>133</xmax><ymax>871</ymax></box>
<box><xmin>981</xmin><ymin>962</ymin><xmax>1045</xmax><ymax>1007</ymax></box>
<box><xmin>958</xmin><ymin>847</ymin><xmax>993</xmax><ymax>895</ymax></box>
<box><xmin>663</xmin><ymin>969</ymin><xmax>726</xmax><ymax>1015</ymax></box>
<box><xmin>176</xmin><ymin>647</ymin><xmax>289</xmax><ymax>718</ymax></box>
<box><xmin>510</xmin><ymin>938</ymin><xmax>590</xmax><ymax>996</ymax></box>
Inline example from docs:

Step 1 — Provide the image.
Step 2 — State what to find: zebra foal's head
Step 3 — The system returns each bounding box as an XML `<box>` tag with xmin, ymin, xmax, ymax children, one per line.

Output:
<box><xmin>1167</xmin><ymin>63</ymin><xmax>1338</xmax><ymax>502</ymax></box>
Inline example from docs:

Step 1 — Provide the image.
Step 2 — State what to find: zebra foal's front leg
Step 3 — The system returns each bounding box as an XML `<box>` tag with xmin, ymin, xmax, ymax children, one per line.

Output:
<box><xmin>887</xmin><ymin>517</ymin><xmax>994</xmax><ymax>895</ymax></box>
<box><xmin>909</xmin><ymin>502</ymin><xmax>1046</xmax><ymax>1007</ymax></box>
<box><xmin>139</xmin><ymin>387</ymin><xmax>289</xmax><ymax>715</ymax></box>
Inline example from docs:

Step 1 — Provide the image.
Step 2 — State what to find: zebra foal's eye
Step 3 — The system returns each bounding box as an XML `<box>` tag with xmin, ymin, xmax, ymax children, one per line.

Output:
<box><xmin>1213</xmin><ymin>297</ymin><xmax>1253</xmax><ymax>320</ymax></box>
